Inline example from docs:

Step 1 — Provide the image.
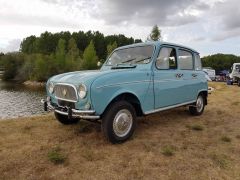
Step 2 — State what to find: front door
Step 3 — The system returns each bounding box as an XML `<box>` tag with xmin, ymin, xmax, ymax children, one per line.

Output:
<box><xmin>153</xmin><ymin>46</ymin><xmax>185</xmax><ymax>109</ymax></box>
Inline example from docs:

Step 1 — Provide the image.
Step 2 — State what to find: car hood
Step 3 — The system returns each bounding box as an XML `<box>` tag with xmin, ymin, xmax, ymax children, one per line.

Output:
<box><xmin>50</xmin><ymin>70</ymin><xmax>114</xmax><ymax>85</ymax></box>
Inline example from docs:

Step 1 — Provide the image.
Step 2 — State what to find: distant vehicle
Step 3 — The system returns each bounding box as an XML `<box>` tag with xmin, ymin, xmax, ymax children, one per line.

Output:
<box><xmin>42</xmin><ymin>41</ymin><xmax>208</xmax><ymax>143</ymax></box>
<box><xmin>228</xmin><ymin>63</ymin><xmax>240</xmax><ymax>86</ymax></box>
<box><xmin>203</xmin><ymin>67</ymin><xmax>216</xmax><ymax>81</ymax></box>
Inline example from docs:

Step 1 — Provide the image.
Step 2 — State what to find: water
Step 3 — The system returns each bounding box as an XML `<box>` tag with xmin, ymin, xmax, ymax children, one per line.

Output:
<box><xmin>0</xmin><ymin>79</ymin><xmax>46</xmax><ymax>119</ymax></box>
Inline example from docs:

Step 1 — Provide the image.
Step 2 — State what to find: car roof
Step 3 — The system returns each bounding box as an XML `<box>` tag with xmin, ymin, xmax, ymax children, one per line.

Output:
<box><xmin>116</xmin><ymin>41</ymin><xmax>199</xmax><ymax>54</ymax></box>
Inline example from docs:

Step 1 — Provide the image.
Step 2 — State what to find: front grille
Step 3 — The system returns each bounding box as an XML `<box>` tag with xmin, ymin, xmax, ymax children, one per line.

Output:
<box><xmin>54</xmin><ymin>84</ymin><xmax>78</xmax><ymax>102</ymax></box>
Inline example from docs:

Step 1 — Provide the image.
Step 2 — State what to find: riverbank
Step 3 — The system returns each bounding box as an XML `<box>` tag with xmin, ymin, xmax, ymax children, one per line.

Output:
<box><xmin>23</xmin><ymin>80</ymin><xmax>46</xmax><ymax>87</ymax></box>
<box><xmin>1</xmin><ymin>82</ymin><xmax>240</xmax><ymax>179</ymax></box>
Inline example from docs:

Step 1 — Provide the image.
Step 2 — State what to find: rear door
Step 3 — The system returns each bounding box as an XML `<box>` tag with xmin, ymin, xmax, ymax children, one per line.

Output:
<box><xmin>177</xmin><ymin>49</ymin><xmax>200</xmax><ymax>102</ymax></box>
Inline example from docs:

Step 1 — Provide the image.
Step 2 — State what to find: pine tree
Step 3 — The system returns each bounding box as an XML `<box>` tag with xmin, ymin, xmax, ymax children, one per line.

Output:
<box><xmin>82</xmin><ymin>40</ymin><xmax>98</xmax><ymax>70</ymax></box>
<box><xmin>149</xmin><ymin>25</ymin><xmax>161</xmax><ymax>41</ymax></box>
<box><xmin>107</xmin><ymin>41</ymin><xmax>117</xmax><ymax>56</ymax></box>
<box><xmin>66</xmin><ymin>38</ymin><xmax>80</xmax><ymax>71</ymax></box>
<box><xmin>55</xmin><ymin>38</ymin><xmax>66</xmax><ymax>72</ymax></box>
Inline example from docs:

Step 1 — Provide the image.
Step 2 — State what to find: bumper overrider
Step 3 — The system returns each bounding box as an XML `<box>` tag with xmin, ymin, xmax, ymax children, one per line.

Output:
<box><xmin>41</xmin><ymin>98</ymin><xmax>100</xmax><ymax>120</ymax></box>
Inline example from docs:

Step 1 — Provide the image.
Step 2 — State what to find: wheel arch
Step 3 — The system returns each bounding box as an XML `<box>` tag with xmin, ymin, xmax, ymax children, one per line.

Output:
<box><xmin>198</xmin><ymin>90</ymin><xmax>208</xmax><ymax>105</ymax></box>
<box><xmin>101</xmin><ymin>92</ymin><xmax>144</xmax><ymax>118</ymax></box>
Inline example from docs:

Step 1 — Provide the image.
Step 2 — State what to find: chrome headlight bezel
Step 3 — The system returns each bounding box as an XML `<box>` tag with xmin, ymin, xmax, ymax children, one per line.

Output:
<box><xmin>47</xmin><ymin>82</ymin><xmax>54</xmax><ymax>94</ymax></box>
<box><xmin>78</xmin><ymin>84</ymin><xmax>87</xmax><ymax>99</ymax></box>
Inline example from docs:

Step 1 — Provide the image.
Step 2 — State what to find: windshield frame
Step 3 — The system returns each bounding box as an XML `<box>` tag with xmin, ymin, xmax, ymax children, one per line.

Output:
<box><xmin>104</xmin><ymin>44</ymin><xmax>155</xmax><ymax>66</ymax></box>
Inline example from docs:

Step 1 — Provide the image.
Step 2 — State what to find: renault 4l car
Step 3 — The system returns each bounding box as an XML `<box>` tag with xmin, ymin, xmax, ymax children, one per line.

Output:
<box><xmin>42</xmin><ymin>41</ymin><xmax>208</xmax><ymax>143</ymax></box>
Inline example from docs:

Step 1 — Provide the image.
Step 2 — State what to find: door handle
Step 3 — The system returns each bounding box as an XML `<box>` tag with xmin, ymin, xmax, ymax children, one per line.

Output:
<box><xmin>192</xmin><ymin>74</ymin><xmax>197</xmax><ymax>78</ymax></box>
<box><xmin>175</xmin><ymin>73</ymin><xmax>183</xmax><ymax>78</ymax></box>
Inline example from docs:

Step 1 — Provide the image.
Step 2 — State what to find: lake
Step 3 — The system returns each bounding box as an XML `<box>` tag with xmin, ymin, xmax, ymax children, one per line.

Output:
<box><xmin>0</xmin><ymin>80</ymin><xmax>46</xmax><ymax>119</ymax></box>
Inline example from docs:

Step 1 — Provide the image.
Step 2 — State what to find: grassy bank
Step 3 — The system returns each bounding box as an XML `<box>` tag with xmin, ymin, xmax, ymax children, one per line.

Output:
<box><xmin>0</xmin><ymin>82</ymin><xmax>240</xmax><ymax>179</ymax></box>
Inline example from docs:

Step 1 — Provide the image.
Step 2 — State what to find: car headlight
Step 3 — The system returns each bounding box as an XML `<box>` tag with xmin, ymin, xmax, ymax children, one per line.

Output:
<box><xmin>78</xmin><ymin>84</ymin><xmax>87</xmax><ymax>99</ymax></box>
<box><xmin>47</xmin><ymin>82</ymin><xmax>54</xmax><ymax>94</ymax></box>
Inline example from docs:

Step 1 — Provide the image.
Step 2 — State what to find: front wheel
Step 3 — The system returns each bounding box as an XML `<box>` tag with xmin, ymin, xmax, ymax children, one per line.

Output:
<box><xmin>54</xmin><ymin>112</ymin><xmax>79</xmax><ymax>125</ymax></box>
<box><xmin>189</xmin><ymin>95</ymin><xmax>205</xmax><ymax>116</ymax></box>
<box><xmin>102</xmin><ymin>101</ymin><xmax>136</xmax><ymax>144</ymax></box>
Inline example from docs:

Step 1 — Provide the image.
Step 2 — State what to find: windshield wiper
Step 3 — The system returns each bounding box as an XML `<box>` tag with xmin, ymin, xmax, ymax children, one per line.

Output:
<box><xmin>121</xmin><ymin>58</ymin><xmax>136</xmax><ymax>64</ymax></box>
<box><xmin>134</xmin><ymin>56</ymin><xmax>151</xmax><ymax>63</ymax></box>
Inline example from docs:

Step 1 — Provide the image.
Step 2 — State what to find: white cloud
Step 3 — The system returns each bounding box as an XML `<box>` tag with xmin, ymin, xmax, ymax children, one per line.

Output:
<box><xmin>0</xmin><ymin>0</ymin><xmax>239</xmax><ymax>56</ymax></box>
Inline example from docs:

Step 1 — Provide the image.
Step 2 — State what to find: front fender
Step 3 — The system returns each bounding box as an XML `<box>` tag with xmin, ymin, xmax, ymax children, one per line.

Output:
<box><xmin>90</xmin><ymin>70</ymin><xmax>154</xmax><ymax>115</ymax></box>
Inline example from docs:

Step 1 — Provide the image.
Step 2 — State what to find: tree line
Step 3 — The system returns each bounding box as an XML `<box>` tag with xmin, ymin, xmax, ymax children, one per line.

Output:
<box><xmin>202</xmin><ymin>54</ymin><xmax>240</xmax><ymax>73</ymax></box>
<box><xmin>1</xmin><ymin>26</ymin><xmax>240</xmax><ymax>82</ymax></box>
<box><xmin>0</xmin><ymin>31</ymin><xmax>142</xmax><ymax>82</ymax></box>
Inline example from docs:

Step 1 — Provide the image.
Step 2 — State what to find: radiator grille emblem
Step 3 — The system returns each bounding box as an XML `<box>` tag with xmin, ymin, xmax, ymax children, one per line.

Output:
<box><xmin>62</xmin><ymin>89</ymin><xmax>67</xmax><ymax>97</ymax></box>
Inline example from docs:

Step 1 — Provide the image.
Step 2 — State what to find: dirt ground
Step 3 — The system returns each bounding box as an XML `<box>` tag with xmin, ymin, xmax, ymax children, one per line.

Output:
<box><xmin>0</xmin><ymin>82</ymin><xmax>240</xmax><ymax>180</ymax></box>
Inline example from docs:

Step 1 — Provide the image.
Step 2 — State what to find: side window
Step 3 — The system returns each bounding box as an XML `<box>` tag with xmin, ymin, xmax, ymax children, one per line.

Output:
<box><xmin>156</xmin><ymin>47</ymin><xmax>177</xmax><ymax>70</ymax></box>
<box><xmin>178</xmin><ymin>50</ymin><xmax>193</xmax><ymax>70</ymax></box>
<box><xmin>194</xmin><ymin>54</ymin><xmax>202</xmax><ymax>70</ymax></box>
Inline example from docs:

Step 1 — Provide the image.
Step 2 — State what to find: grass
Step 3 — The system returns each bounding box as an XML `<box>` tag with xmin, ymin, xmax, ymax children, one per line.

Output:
<box><xmin>161</xmin><ymin>146</ymin><xmax>175</xmax><ymax>156</ymax></box>
<box><xmin>187</xmin><ymin>124</ymin><xmax>204</xmax><ymax>131</ymax></box>
<box><xmin>47</xmin><ymin>146</ymin><xmax>66</xmax><ymax>164</ymax></box>
<box><xmin>210</xmin><ymin>153</ymin><xmax>228</xmax><ymax>169</ymax></box>
<box><xmin>0</xmin><ymin>82</ymin><xmax>240</xmax><ymax>179</ymax></box>
<box><xmin>221</xmin><ymin>136</ymin><xmax>232</xmax><ymax>142</ymax></box>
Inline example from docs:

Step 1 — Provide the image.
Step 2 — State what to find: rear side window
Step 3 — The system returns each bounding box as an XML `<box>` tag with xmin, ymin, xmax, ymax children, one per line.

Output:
<box><xmin>194</xmin><ymin>54</ymin><xmax>202</xmax><ymax>70</ymax></box>
<box><xmin>178</xmin><ymin>50</ymin><xmax>193</xmax><ymax>70</ymax></box>
<box><xmin>156</xmin><ymin>47</ymin><xmax>177</xmax><ymax>70</ymax></box>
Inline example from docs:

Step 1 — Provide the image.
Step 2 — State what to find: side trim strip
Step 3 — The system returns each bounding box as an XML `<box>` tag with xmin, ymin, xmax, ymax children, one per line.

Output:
<box><xmin>144</xmin><ymin>100</ymin><xmax>196</xmax><ymax>115</ymax></box>
<box><xmin>96</xmin><ymin>80</ymin><xmax>151</xmax><ymax>89</ymax></box>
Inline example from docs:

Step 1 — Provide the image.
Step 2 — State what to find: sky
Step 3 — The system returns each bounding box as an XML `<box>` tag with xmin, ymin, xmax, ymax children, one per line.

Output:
<box><xmin>0</xmin><ymin>0</ymin><xmax>239</xmax><ymax>56</ymax></box>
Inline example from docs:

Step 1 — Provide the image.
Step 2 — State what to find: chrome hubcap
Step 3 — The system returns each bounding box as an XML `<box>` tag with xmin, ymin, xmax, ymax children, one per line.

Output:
<box><xmin>196</xmin><ymin>96</ymin><xmax>204</xmax><ymax>112</ymax></box>
<box><xmin>113</xmin><ymin>109</ymin><xmax>133</xmax><ymax>137</ymax></box>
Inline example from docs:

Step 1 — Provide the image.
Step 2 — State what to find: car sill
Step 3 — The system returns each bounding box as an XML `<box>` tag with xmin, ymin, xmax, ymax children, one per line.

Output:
<box><xmin>144</xmin><ymin>100</ymin><xmax>196</xmax><ymax>115</ymax></box>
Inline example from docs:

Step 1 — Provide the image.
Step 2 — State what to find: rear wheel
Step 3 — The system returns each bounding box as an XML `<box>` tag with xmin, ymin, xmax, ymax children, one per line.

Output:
<box><xmin>54</xmin><ymin>112</ymin><xmax>79</xmax><ymax>125</ymax></box>
<box><xmin>238</xmin><ymin>80</ymin><xmax>240</xmax><ymax>87</ymax></box>
<box><xmin>189</xmin><ymin>94</ymin><xmax>205</xmax><ymax>116</ymax></box>
<box><xmin>102</xmin><ymin>101</ymin><xmax>136</xmax><ymax>144</ymax></box>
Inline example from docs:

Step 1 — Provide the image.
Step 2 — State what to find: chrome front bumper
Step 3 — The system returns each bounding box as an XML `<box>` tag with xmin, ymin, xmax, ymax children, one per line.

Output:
<box><xmin>41</xmin><ymin>99</ymin><xmax>100</xmax><ymax>120</ymax></box>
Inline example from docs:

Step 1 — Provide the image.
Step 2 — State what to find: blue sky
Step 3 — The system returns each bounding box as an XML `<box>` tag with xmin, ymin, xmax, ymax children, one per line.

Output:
<box><xmin>0</xmin><ymin>0</ymin><xmax>239</xmax><ymax>57</ymax></box>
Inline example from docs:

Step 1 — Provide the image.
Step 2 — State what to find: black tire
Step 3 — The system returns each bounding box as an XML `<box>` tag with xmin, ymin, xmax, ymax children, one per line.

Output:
<box><xmin>238</xmin><ymin>80</ymin><xmax>240</xmax><ymax>87</ymax></box>
<box><xmin>189</xmin><ymin>94</ymin><xmax>205</xmax><ymax>116</ymax></box>
<box><xmin>101</xmin><ymin>101</ymin><xmax>137</xmax><ymax>144</ymax></box>
<box><xmin>54</xmin><ymin>112</ymin><xmax>79</xmax><ymax>125</ymax></box>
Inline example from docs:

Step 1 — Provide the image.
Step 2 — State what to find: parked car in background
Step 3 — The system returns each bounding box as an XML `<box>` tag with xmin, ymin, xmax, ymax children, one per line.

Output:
<box><xmin>42</xmin><ymin>41</ymin><xmax>208</xmax><ymax>143</ymax></box>
<box><xmin>228</xmin><ymin>63</ymin><xmax>240</xmax><ymax>86</ymax></box>
<box><xmin>203</xmin><ymin>67</ymin><xmax>216</xmax><ymax>81</ymax></box>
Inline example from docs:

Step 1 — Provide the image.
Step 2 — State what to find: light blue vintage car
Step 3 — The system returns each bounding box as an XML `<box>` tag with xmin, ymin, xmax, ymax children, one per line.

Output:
<box><xmin>42</xmin><ymin>41</ymin><xmax>208</xmax><ymax>143</ymax></box>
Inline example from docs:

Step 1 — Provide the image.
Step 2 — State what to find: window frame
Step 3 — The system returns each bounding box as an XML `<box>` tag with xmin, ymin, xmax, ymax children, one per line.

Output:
<box><xmin>155</xmin><ymin>46</ymin><xmax>178</xmax><ymax>70</ymax></box>
<box><xmin>194</xmin><ymin>53</ymin><xmax>202</xmax><ymax>71</ymax></box>
<box><xmin>104</xmin><ymin>44</ymin><xmax>155</xmax><ymax>66</ymax></box>
<box><xmin>177</xmin><ymin>48</ymin><xmax>194</xmax><ymax>70</ymax></box>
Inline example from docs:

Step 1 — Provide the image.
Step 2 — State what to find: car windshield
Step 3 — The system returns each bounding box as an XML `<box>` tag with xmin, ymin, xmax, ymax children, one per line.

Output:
<box><xmin>106</xmin><ymin>45</ymin><xmax>154</xmax><ymax>66</ymax></box>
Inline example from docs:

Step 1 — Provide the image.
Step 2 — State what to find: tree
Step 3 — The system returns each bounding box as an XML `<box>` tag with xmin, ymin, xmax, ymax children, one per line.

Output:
<box><xmin>134</xmin><ymin>39</ymin><xmax>142</xmax><ymax>43</ymax></box>
<box><xmin>82</xmin><ymin>40</ymin><xmax>98</xmax><ymax>70</ymax></box>
<box><xmin>55</xmin><ymin>38</ymin><xmax>66</xmax><ymax>72</ymax></box>
<box><xmin>66</xmin><ymin>38</ymin><xmax>81</xmax><ymax>71</ymax></box>
<box><xmin>148</xmin><ymin>25</ymin><xmax>161</xmax><ymax>41</ymax></box>
<box><xmin>107</xmin><ymin>41</ymin><xmax>117</xmax><ymax>57</ymax></box>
